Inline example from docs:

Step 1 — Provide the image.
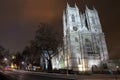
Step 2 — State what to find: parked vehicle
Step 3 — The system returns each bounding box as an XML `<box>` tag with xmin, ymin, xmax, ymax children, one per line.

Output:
<box><xmin>4</xmin><ymin>66</ymin><xmax>13</xmax><ymax>71</ymax></box>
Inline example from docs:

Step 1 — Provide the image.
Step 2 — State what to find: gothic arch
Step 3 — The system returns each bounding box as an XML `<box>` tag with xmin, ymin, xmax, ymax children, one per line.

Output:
<box><xmin>92</xmin><ymin>65</ymin><xmax>98</xmax><ymax>72</ymax></box>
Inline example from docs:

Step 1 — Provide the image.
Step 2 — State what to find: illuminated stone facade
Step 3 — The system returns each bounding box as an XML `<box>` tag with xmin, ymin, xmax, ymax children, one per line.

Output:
<box><xmin>52</xmin><ymin>3</ymin><xmax>109</xmax><ymax>72</ymax></box>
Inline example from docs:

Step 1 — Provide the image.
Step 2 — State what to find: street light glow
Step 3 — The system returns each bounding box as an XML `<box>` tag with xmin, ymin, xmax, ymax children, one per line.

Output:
<box><xmin>4</xmin><ymin>58</ymin><xmax>7</xmax><ymax>61</ymax></box>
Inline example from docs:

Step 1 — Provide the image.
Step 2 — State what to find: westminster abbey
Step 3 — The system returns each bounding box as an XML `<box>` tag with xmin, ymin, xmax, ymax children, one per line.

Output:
<box><xmin>52</xmin><ymin>3</ymin><xmax>109</xmax><ymax>72</ymax></box>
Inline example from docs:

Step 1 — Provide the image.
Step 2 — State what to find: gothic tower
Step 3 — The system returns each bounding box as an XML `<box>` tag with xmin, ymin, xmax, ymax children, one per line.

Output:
<box><xmin>63</xmin><ymin>3</ymin><xmax>109</xmax><ymax>71</ymax></box>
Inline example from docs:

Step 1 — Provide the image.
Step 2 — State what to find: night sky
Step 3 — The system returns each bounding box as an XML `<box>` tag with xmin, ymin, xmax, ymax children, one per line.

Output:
<box><xmin>0</xmin><ymin>0</ymin><xmax>120</xmax><ymax>59</ymax></box>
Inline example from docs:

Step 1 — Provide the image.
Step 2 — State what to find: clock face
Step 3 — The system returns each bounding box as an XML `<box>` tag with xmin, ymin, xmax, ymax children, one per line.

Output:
<box><xmin>73</xmin><ymin>26</ymin><xmax>78</xmax><ymax>31</ymax></box>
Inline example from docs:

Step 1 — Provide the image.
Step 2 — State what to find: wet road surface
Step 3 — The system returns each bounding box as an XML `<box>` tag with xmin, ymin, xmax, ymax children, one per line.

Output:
<box><xmin>1</xmin><ymin>70</ymin><xmax>74</xmax><ymax>80</ymax></box>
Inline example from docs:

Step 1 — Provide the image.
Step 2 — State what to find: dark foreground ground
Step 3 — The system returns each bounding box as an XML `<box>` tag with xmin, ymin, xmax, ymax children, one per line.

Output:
<box><xmin>0</xmin><ymin>71</ymin><xmax>74</xmax><ymax>80</ymax></box>
<box><xmin>0</xmin><ymin>70</ymin><xmax>120</xmax><ymax>80</ymax></box>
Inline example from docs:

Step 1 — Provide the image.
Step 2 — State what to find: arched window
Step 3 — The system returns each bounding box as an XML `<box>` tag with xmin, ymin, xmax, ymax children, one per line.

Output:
<box><xmin>72</xmin><ymin>15</ymin><xmax>75</xmax><ymax>22</ymax></box>
<box><xmin>85</xmin><ymin>39</ymin><xmax>93</xmax><ymax>54</ymax></box>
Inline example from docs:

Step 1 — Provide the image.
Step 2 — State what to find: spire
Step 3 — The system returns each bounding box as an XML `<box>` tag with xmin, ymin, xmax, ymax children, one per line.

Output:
<box><xmin>85</xmin><ymin>5</ymin><xmax>88</xmax><ymax>16</ymax></box>
<box><xmin>75</xmin><ymin>3</ymin><xmax>78</xmax><ymax>9</ymax></box>
<box><xmin>67</xmin><ymin>2</ymin><xmax>70</xmax><ymax>8</ymax></box>
<box><xmin>93</xmin><ymin>6</ymin><xmax>97</xmax><ymax>12</ymax></box>
<box><xmin>85</xmin><ymin>5</ymin><xmax>89</xmax><ymax>15</ymax></box>
<box><xmin>85</xmin><ymin>5</ymin><xmax>89</xmax><ymax>10</ymax></box>
<box><xmin>63</xmin><ymin>10</ymin><xmax>65</xmax><ymax>20</ymax></box>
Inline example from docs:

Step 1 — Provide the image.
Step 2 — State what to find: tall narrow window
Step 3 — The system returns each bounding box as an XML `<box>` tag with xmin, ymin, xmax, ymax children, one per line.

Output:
<box><xmin>72</xmin><ymin>15</ymin><xmax>75</xmax><ymax>22</ymax></box>
<box><xmin>85</xmin><ymin>39</ymin><xmax>93</xmax><ymax>54</ymax></box>
<box><xmin>85</xmin><ymin>18</ymin><xmax>88</xmax><ymax>28</ymax></box>
<box><xmin>95</xmin><ymin>46</ymin><xmax>100</xmax><ymax>54</ymax></box>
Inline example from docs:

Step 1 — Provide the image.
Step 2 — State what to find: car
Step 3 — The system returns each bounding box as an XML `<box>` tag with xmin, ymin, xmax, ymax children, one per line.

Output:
<box><xmin>4</xmin><ymin>66</ymin><xmax>13</xmax><ymax>71</ymax></box>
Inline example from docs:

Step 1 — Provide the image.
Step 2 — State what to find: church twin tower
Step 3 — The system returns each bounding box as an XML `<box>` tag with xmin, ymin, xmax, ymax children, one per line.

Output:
<box><xmin>52</xmin><ymin>3</ymin><xmax>109</xmax><ymax>71</ymax></box>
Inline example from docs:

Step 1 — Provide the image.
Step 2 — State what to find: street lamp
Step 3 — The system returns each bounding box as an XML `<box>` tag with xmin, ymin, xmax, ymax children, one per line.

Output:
<box><xmin>3</xmin><ymin>57</ymin><xmax>8</xmax><ymax>66</ymax></box>
<box><xmin>22</xmin><ymin>61</ymin><xmax>25</xmax><ymax>65</ymax></box>
<box><xmin>4</xmin><ymin>58</ymin><xmax>7</xmax><ymax>61</ymax></box>
<box><xmin>4</xmin><ymin>57</ymin><xmax>8</xmax><ymax>64</ymax></box>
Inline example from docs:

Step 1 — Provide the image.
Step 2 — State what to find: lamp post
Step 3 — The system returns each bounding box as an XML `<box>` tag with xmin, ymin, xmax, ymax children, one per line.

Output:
<box><xmin>115</xmin><ymin>66</ymin><xmax>119</xmax><ymax>80</ymax></box>
<box><xmin>3</xmin><ymin>57</ymin><xmax>8</xmax><ymax>64</ymax></box>
<box><xmin>3</xmin><ymin>57</ymin><xmax>8</xmax><ymax>67</ymax></box>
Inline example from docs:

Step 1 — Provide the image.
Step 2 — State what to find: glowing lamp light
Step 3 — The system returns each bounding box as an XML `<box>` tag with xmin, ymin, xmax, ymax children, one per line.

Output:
<box><xmin>11</xmin><ymin>64</ymin><xmax>14</xmax><ymax>68</ymax></box>
<box><xmin>116</xmin><ymin>66</ymin><xmax>119</xmax><ymax>69</ymax></box>
<box><xmin>78</xmin><ymin>64</ymin><xmax>83</xmax><ymax>71</ymax></box>
<box><xmin>4</xmin><ymin>58</ymin><xmax>7</xmax><ymax>61</ymax></box>
<box><xmin>12</xmin><ymin>55</ymin><xmax>15</xmax><ymax>59</ymax></box>
<box><xmin>22</xmin><ymin>61</ymin><xmax>24</xmax><ymax>64</ymax></box>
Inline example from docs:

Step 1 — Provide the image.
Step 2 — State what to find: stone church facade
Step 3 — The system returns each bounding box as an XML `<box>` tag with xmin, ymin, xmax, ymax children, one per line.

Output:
<box><xmin>52</xmin><ymin>3</ymin><xmax>109</xmax><ymax>72</ymax></box>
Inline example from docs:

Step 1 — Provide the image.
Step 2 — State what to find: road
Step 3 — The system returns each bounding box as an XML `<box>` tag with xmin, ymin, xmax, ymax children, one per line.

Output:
<box><xmin>1</xmin><ymin>70</ymin><xmax>74</xmax><ymax>80</ymax></box>
<box><xmin>1</xmin><ymin>70</ymin><xmax>120</xmax><ymax>80</ymax></box>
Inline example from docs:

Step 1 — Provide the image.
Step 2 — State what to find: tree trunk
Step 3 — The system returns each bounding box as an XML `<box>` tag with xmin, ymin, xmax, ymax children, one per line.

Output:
<box><xmin>47</xmin><ymin>59</ymin><xmax>52</xmax><ymax>71</ymax></box>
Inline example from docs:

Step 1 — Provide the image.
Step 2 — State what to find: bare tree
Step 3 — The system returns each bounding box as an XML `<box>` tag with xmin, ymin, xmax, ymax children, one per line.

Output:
<box><xmin>33</xmin><ymin>23</ymin><xmax>62</xmax><ymax>71</ymax></box>
<box><xmin>0</xmin><ymin>45</ymin><xmax>10</xmax><ymax>66</ymax></box>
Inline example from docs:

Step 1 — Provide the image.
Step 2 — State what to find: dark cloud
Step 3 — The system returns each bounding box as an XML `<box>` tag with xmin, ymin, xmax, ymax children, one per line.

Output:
<box><xmin>0</xmin><ymin>0</ymin><xmax>120</xmax><ymax>59</ymax></box>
